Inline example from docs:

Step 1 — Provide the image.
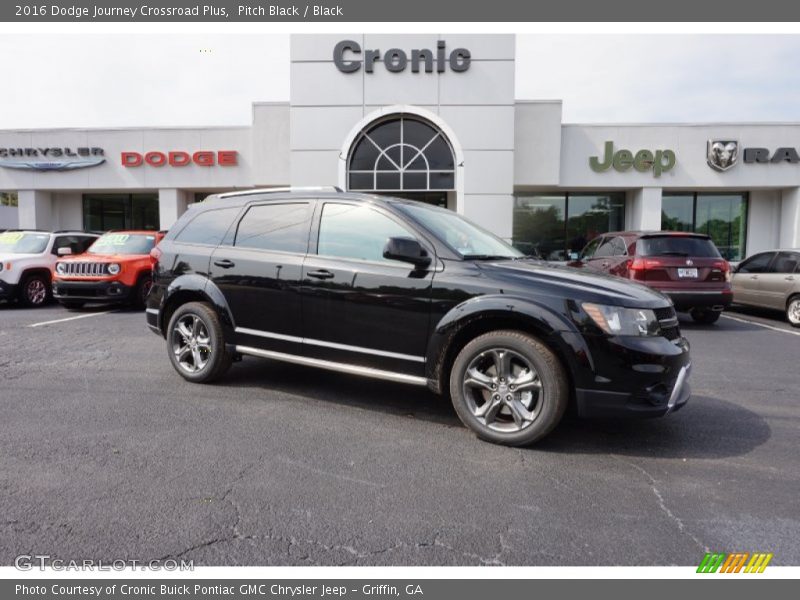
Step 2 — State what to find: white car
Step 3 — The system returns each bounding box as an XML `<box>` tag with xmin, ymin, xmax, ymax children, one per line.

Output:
<box><xmin>0</xmin><ymin>230</ymin><xmax>99</xmax><ymax>307</ymax></box>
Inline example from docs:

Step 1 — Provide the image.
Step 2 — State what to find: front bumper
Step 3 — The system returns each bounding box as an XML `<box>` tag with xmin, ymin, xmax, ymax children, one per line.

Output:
<box><xmin>574</xmin><ymin>333</ymin><xmax>692</xmax><ymax>418</ymax></box>
<box><xmin>53</xmin><ymin>280</ymin><xmax>134</xmax><ymax>303</ymax></box>
<box><xmin>0</xmin><ymin>280</ymin><xmax>17</xmax><ymax>300</ymax></box>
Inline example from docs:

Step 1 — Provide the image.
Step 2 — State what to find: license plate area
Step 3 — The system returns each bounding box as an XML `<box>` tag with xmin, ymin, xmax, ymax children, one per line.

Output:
<box><xmin>677</xmin><ymin>268</ymin><xmax>698</xmax><ymax>278</ymax></box>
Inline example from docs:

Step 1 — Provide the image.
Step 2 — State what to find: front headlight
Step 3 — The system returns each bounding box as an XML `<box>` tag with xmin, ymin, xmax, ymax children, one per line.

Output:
<box><xmin>107</xmin><ymin>263</ymin><xmax>121</xmax><ymax>275</ymax></box>
<box><xmin>56</xmin><ymin>262</ymin><xmax>66</xmax><ymax>275</ymax></box>
<box><xmin>582</xmin><ymin>302</ymin><xmax>660</xmax><ymax>336</ymax></box>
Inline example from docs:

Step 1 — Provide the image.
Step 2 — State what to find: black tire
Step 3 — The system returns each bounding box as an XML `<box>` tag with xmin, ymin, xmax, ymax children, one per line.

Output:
<box><xmin>787</xmin><ymin>295</ymin><xmax>800</xmax><ymax>328</ymax></box>
<box><xmin>690</xmin><ymin>308</ymin><xmax>721</xmax><ymax>324</ymax></box>
<box><xmin>132</xmin><ymin>274</ymin><xmax>153</xmax><ymax>309</ymax></box>
<box><xmin>18</xmin><ymin>273</ymin><xmax>51</xmax><ymax>308</ymax></box>
<box><xmin>61</xmin><ymin>301</ymin><xmax>85</xmax><ymax>310</ymax></box>
<box><xmin>449</xmin><ymin>330</ymin><xmax>568</xmax><ymax>447</ymax></box>
<box><xmin>166</xmin><ymin>301</ymin><xmax>232</xmax><ymax>383</ymax></box>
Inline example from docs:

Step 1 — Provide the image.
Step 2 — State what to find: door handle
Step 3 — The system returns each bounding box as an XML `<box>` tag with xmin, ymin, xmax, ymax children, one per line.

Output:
<box><xmin>750</xmin><ymin>275</ymin><xmax>759</xmax><ymax>280</ymax></box>
<box><xmin>786</xmin><ymin>276</ymin><xmax>796</xmax><ymax>281</ymax></box>
<box><xmin>307</xmin><ymin>269</ymin><xmax>334</xmax><ymax>280</ymax></box>
<box><xmin>213</xmin><ymin>259</ymin><xmax>235</xmax><ymax>269</ymax></box>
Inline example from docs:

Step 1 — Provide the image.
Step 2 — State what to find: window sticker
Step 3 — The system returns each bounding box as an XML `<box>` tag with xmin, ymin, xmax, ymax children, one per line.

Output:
<box><xmin>0</xmin><ymin>232</ymin><xmax>24</xmax><ymax>243</ymax></box>
<box><xmin>96</xmin><ymin>234</ymin><xmax>131</xmax><ymax>246</ymax></box>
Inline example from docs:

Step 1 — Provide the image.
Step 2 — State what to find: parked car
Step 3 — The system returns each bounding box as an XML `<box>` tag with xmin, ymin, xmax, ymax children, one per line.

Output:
<box><xmin>570</xmin><ymin>231</ymin><xmax>732</xmax><ymax>324</ymax></box>
<box><xmin>0</xmin><ymin>230</ymin><xmax>98</xmax><ymax>307</ymax></box>
<box><xmin>731</xmin><ymin>249</ymin><xmax>800</xmax><ymax>327</ymax></box>
<box><xmin>53</xmin><ymin>230</ymin><xmax>165</xmax><ymax>309</ymax></box>
<box><xmin>145</xmin><ymin>189</ymin><xmax>691</xmax><ymax>447</ymax></box>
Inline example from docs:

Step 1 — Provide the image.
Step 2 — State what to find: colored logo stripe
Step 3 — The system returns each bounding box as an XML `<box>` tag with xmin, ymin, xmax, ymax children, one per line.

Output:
<box><xmin>697</xmin><ymin>552</ymin><xmax>773</xmax><ymax>573</ymax></box>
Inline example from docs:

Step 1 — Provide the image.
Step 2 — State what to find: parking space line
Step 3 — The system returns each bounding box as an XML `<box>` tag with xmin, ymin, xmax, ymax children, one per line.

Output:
<box><xmin>28</xmin><ymin>310</ymin><xmax>116</xmax><ymax>328</ymax></box>
<box><xmin>721</xmin><ymin>314</ymin><xmax>800</xmax><ymax>337</ymax></box>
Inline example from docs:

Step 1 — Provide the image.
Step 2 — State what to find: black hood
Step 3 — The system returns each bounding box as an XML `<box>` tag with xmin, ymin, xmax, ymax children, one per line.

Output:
<box><xmin>475</xmin><ymin>259</ymin><xmax>673</xmax><ymax>309</ymax></box>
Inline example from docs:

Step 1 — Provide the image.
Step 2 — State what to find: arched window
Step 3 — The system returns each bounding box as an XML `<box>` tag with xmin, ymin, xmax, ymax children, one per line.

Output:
<box><xmin>347</xmin><ymin>116</ymin><xmax>456</xmax><ymax>192</ymax></box>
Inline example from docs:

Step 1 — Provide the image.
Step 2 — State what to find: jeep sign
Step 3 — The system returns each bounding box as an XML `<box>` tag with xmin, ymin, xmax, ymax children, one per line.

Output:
<box><xmin>333</xmin><ymin>40</ymin><xmax>471</xmax><ymax>74</ymax></box>
<box><xmin>590</xmin><ymin>141</ymin><xmax>676</xmax><ymax>178</ymax></box>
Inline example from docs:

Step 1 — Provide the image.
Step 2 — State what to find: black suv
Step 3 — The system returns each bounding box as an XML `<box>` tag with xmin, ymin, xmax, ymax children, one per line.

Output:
<box><xmin>147</xmin><ymin>188</ymin><xmax>691</xmax><ymax>446</ymax></box>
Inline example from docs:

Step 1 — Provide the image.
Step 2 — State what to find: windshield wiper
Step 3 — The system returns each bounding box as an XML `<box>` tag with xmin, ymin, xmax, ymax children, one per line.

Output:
<box><xmin>461</xmin><ymin>254</ymin><xmax>516</xmax><ymax>261</ymax></box>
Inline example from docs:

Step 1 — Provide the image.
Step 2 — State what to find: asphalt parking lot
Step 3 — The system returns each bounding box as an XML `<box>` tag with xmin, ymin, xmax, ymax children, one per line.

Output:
<box><xmin>0</xmin><ymin>302</ymin><xmax>798</xmax><ymax>566</ymax></box>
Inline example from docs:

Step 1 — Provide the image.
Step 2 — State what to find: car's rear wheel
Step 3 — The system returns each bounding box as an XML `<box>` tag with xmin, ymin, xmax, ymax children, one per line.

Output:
<box><xmin>787</xmin><ymin>295</ymin><xmax>800</xmax><ymax>328</ymax></box>
<box><xmin>449</xmin><ymin>330</ymin><xmax>568</xmax><ymax>446</ymax></box>
<box><xmin>690</xmin><ymin>308</ymin><xmax>721</xmax><ymax>324</ymax></box>
<box><xmin>167</xmin><ymin>302</ymin><xmax>232</xmax><ymax>383</ymax></box>
<box><xmin>19</xmin><ymin>274</ymin><xmax>51</xmax><ymax>308</ymax></box>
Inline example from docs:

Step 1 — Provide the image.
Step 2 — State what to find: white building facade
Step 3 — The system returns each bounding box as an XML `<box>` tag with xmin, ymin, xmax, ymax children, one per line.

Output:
<box><xmin>1</xmin><ymin>33</ymin><xmax>799</xmax><ymax>262</ymax></box>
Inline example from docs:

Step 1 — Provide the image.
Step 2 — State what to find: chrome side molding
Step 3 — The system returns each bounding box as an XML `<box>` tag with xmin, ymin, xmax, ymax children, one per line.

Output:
<box><xmin>234</xmin><ymin>345</ymin><xmax>428</xmax><ymax>386</ymax></box>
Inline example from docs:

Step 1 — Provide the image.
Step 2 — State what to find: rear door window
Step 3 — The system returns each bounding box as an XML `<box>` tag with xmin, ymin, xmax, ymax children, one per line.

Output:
<box><xmin>636</xmin><ymin>236</ymin><xmax>721</xmax><ymax>258</ymax></box>
<box><xmin>234</xmin><ymin>202</ymin><xmax>312</xmax><ymax>254</ymax></box>
<box><xmin>771</xmin><ymin>252</ymin><xmax>800</xmax><ymax>274</ymax></box>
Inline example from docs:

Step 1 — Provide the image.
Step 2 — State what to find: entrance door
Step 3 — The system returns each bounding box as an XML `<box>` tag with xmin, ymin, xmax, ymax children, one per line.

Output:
<box><xmin>301</xmin><ymin>201</ymin><xmax>434</xmax><ymax>376</ymax></box>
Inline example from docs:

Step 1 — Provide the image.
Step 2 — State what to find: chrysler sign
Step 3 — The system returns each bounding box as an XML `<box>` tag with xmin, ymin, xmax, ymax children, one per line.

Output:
<box><xmin>0</xmin><ymin>147</ymin><xmax>105</xmax><ymax>171</ymax></box>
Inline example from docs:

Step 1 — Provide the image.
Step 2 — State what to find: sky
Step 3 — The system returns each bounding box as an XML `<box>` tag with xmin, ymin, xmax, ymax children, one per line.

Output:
<box><xmin>2</xmin><ymin>34</ymin><xmax>800</xmax><ymax>128</ymax></box>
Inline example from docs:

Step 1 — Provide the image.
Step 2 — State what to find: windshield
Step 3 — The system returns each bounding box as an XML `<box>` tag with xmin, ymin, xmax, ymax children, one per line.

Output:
<box><xmin>88</xmin><ymin>233</ymin><xmax>157</xmax><ymax>255</ymax></box>
<box><xmin>395</xmin><ymin>202</ymin><xmax>523</xmax><ymax>260</ymax></box>
<box><xmin>0</xmin><ymin>231</ymin><xmax>50</xmax><ymax>254</ymax></box>
<box><xmin>636</xmin><ymin>236</ymin><xmax>721</xmax><ymax>258</ymax></box>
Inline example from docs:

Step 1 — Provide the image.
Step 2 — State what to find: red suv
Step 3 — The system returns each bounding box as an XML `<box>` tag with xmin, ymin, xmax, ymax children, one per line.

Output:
<box><xmin>571</xmin><ymin>231</ymin><xmax>732</xmax><ymax>324</ymax></box>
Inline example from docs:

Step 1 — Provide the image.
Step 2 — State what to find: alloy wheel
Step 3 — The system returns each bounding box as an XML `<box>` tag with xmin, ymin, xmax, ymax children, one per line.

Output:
<box><xmin>171</xmin><ymin>314</ymin><xmax>212</xmax><ymax>373</ymax></box>
<box><xmin>788</xmin><ymin>298</ymin><xmax>800</xmax><ymax>325</ymax></box>
<box><xmin>461</xmin><ymin>348</ymin><xmax>543</xmax><ymax>433</ymax></box>
<box><xmin>26</xmin><ymin>279</ymin><xmax>47</xmax><ymax>305</ymax></box>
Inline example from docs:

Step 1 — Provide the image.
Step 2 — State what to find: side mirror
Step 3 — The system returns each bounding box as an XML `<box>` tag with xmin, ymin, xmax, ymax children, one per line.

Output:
<box><xmin>57</xmin><ymin>247</ymin><xmax>72</xmax><ymax>256</ymax></box>
<box><xmin>383</xmin><ymin>237</ymin><xmax>431</xmax><ymax>269</ymax></box>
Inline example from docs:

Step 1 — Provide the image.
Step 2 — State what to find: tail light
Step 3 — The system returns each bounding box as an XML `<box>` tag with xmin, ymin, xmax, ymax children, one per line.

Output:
<box><xmin>712</xmin><ymin>259</ymin><xmax>731</xmax><ymax>282</ymax></box>
<box><xmin>627</xmin><ymin>257</ymin><xmax>664</xmax><ymax>280</ymax></box>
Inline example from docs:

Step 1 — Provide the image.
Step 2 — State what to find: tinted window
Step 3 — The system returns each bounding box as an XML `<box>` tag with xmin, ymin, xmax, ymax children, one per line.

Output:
<box><xmin>771</xmin><ymin>252</ymin><xmax>800</xmax><ymax>274</ymax></box>
<box><xmin>593</xmin><ymin>238</ymin><xmax>615</xmax><ymax>258</ymax></box>
<box><xmin>737</xmin><ymin>252</ymin><xmax>775</xmax><ymax>274</ymax></box>
<box><xmin>580</xmin><ymin>236</ymin><xmax>603</xmax><ymax>259</ymax></box>
<box><xmin>636</xmin><ymin>236</ymin><xmax>721</xmax><ymax>258</ymax></box>
<box><xmin>317</xmin><ymin>204</ymin><xmax>414</xmax><ymax>263</ymax></box>
<box><xmin>174</xmin><ymin>207</ymin><xmax>240</xmax><ymax>246</ymax></box>
<box><xmin>234</xmin><ymin>203</ymin><xmax>311</xmax><ymax>253</ymax></box>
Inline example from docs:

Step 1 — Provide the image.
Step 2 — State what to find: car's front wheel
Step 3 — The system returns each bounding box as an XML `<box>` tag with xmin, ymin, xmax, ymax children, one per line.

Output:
<box><xmin>166</xmin><ymin>302</ymin><xmax>232</xmax><ymax>383</ymax></box>
<box><xmin>787</xmin><ymin>295</ymin><xmax>800</xmax><ymax>328</ymax></box>
<box><xmin>19</xmin><ymin>274</ymin><xmax>51</xmax><ymax>307</ymax></box>
<box><xmin>449</xmin><ymin>330</ymin><xmax>568</xmax><ymax>446</ymax></box>
<box><xmin>689</xmin><ymin>308</ymin><xmax>721</xmax><ymax>324</ymax></box>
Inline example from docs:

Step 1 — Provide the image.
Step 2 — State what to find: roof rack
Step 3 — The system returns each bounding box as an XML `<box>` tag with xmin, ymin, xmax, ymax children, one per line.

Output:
<box><xmin>217</xmin><ymin>186</ymin><xmax>343</xmax><ymax>199</ymax></box>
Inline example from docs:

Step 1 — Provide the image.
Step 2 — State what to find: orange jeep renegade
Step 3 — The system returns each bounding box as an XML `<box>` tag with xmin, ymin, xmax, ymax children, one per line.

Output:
<box><xmin>53</xmin><ymin>231</ymin><xmax>165</xmax><ymax>309</ymax></box>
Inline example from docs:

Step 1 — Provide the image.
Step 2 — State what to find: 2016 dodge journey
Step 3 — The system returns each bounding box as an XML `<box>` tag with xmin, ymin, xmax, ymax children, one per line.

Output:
<box><xmin>146</xmin><ymin>188</ymin><xmax>691</xmax><ymax>446</ymax></box>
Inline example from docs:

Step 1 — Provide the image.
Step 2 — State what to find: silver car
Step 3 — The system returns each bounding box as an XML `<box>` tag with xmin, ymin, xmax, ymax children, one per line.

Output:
<box><xmin>732</xmin><ymin>249</ymin><xmax>800</xmax><ymax>327</ymax></box>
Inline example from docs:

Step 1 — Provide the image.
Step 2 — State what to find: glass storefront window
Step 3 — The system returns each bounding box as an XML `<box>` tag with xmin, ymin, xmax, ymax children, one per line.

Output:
<box><xmin>661</xmin><ymin>194</ymin><xmax>694</xmax><ymax>232</ymax></box>
<box><xmin>661</xmin><ymin>192</ymin><xmax>747</xmax><ymax>261</ymax></box>
<box><xmin>513</xmin><ymin>192</ymin><xmax>624</xmax><ymax>261</ymax></box>
<box><xmin>83</xmin><ymin>194</ymin><xmax>159</xmax><ymax>231</ymax></box>
<box><xmin>0</xmin><ymin>192</ymin><xmax>18</xmax><ymax>207</ymax></box>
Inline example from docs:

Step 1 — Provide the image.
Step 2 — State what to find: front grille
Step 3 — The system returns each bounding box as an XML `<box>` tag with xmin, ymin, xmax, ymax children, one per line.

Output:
<box><xmin>60</xmin><ymin>262</ymin><xmax>109</xmax><ymax>276</ymax></box>
<box><xmin>654</xmin><ymin>305</ymin><xmax>681</xmax><ymax>341</ymax></box>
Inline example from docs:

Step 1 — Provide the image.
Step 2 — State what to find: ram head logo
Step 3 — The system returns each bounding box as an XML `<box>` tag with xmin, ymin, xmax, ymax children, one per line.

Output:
<box><xmin>707</xmin><ymin>140</ymin><xmax>739</xmax><ymax>172</ymax></box>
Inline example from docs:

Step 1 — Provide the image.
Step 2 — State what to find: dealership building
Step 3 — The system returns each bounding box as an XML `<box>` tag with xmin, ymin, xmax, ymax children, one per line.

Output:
<box><xmin>1</xmin><ymin>33</ymin><xmax>800</xmax><ymax>261</ymax></box>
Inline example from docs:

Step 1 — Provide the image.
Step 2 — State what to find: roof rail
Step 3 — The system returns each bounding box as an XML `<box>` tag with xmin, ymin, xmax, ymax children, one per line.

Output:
<box><xmin>217</xmin><ymin>186</ymin><xmax>343</xmax><ymax>199</ymax></box>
